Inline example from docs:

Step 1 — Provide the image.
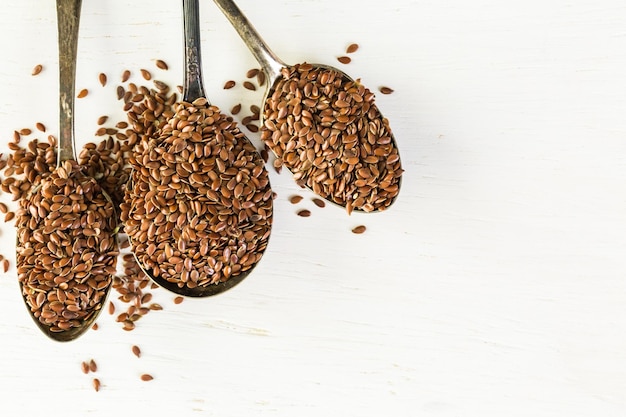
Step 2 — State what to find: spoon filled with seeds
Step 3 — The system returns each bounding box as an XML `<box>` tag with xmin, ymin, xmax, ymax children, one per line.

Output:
<box><xmin>213</xmin><ymin>0</ymin><xmax>403</xmax><ymax>214</ymax></box>
<box><xmin>15</xmin><ymin>0</ymin><xmax>119</xmax><ymax>342</ymax></box>
<box><xmin>121</xmin><ymin>0</ymin><xmax>273</xmax><ymax>297</ymax></box>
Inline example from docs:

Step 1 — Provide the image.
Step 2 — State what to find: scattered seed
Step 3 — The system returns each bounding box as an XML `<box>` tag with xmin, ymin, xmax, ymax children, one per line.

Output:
<box><xmin>289</xmin><ymin>195</ymin><xmax>303</xmax><ymax>204</ymax></box>
<box><xmin>122</xmin><ymin>70</ymin><xmax>131</xmax><ymax>82</ymax></box>
<box><xmin>140</xmin><ymin>69</ymin><xmax>152</xmax><ymax>81</ymax></box>
<box><xmin>35</xmin><ymin>122</ymin><xmax>46</xmax><ymax>132</ymax></box>
<box><xmin>92</xmin><ymin>323</ymin><xmax>99</xmax><ymax>330</ymax></box>
<box><xmin>108</xmin><ymin>301</ymin><xmax>115</xmax><ymax>315</ymax></box>
<box><xmin>312</xmin><ymin>198</ymin><xmax>326</xmax><ymax>208</ymax></box>
<box><xmin>173</xmin><ymin>296</ymin><xmax>184</xmax><ymax>305</ymax></box>
<box><xmin>246</xmin><ymin>68</ymin><xmax>259</xmax><ymax>78</ymax></box>
<box><xmin>89</xmin><ymin>359</ymin><xmax>98</xmax><ymax>373</ymax></box>
<box><xmin>140</xmin><ymin>374</ymin><xmax>154</xmax><ymax>381</ymax></box>
<box><xmin>32</xmin><ymin>64</ymin><xmax>43</xmax><ymax>76</ymax></box>
<box><xmin>245</xmin><ymin>123</ymin><xmax>259</xmax><ymax>132</ymax></box>
<box><xmin>155</xmin><ymin>59</ymin><xmax>169</xmax><ymax>70</ymax></box>
<box><xmin>351</xmin><ymin>225</ymin><xmax>367</xmax><ymax>234</ymax></box>
<box><xmin>81</xmin><ymin>361</ymin><xmax>89</xmax><ymax>374</ymax></box>
<box><xmin>337</xmin><ymin>56</ymin><xmax>351</xmax><ymax>64</ymax></box>
<box><xmin>97</xmin><ymin>115</ymin><xmax>108</xmax><ymax>126</ymax></box>
<box><xmin>379</xmin><ymin>86</ymin><xmax>394</xmax><ymax>95</ymax></box>
<box><xmin>98</xmin><ymin>73</ymin><xmax>107</xmax><ymax>87</ymax></box>
<box><xmin>92</xmin><ymin>378</ymin><xmax>101</xmax><ymax>392</ymax></box>
<box><xmin>132</xmin><ymin>345</ymin><xmax>141</xmax><ymax>358</ymax></box>
<box><xmin>5</xmin><ymin>212</ymin><xmax>15</xmax><ymax>222</ymax></box>
<box><xmin>2</xmin><ymin>259</ymin><xmax>8</xmax><ymax>273</ymax></box>
<box><xmin>19</xmin><ymin>128</ymin><xmax>32</xmax><ymax>136</ymax></box>
<box><xmin>231</xmin><ymin>103</ymin><xmax>242</xmax><ymax>115</ymax></box>
<box><xmin>297</xmin><ymin>209</ymin><xmax>311</xmax><ymax>217</ymax></box>
<box><xmin>223</xmin><ymin>80</ymin><xmax>236</xmax><ymax>89</ymax></box>
<box><xmin>243</xmin><ymin>81</ymin><xmax>256</xmax><ymax>91</ymax></box>
<box><xmin>77</xmin><ymin>88</ymin><xmax>88</xmax><ymax>98</ymax></box>
<box><xmin>346</xmin><ymin>43</ymin><xmax>359</xmax><ymax>54</ymax></box>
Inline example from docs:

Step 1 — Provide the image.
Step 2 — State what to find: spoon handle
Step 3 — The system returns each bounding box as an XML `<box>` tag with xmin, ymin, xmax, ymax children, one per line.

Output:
<box><xmin>212</xmin><ymin>0</ymin><xmax>285</xmax><ymax>81</ymax></box>
<box><xmin>57</xmin><ymin>0</ymin><xmax>81</xmax><ymax>163</ymax></box>
<box><xmin>182</xmin><ymin>0</ymin><xmax>207</xmax><ymax>102</ymax></box>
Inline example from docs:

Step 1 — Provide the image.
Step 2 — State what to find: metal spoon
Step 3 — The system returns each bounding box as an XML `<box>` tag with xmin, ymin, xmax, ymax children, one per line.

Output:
<box><xmin>212</xmin><ymin>0</ymin><xmax>403</xmax><ymax>213</ymax></box>
<box><xmin>16</xmin><ymin>0</ymin><xmax>117</xmax><ymax>342</ymax></box>
<box><xmin>125</xmin><ymin>0</ymin><xmax>273</xmax><ymax>297</ymax></box>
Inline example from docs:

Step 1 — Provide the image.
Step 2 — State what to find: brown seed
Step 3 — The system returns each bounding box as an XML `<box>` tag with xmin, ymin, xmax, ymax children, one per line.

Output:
<box><xmin>19</xmin><ymin>128</ymin><xmax>32</xmax><ymax>136</ymax></box>
<box><xmin>132</xmin><ymin>345</ymin><xmax>141</xmax><ymax>358</ymax></box>
<box><xmin>89</xmin><ymin>359</ymin><xmax>97</xmax><ymax>372</ymax></box>
<box><xmin>379</xmin><ymin>86</ymin><xmax>394</xmax><ymax>95</ymax></box>
<box><xmin>337</xmin><ymin>56</ymin><xmax>351</xmax><ymax>64</ymax></box>
<box><xmin>92</xmin><ymin>378</ymin><xmax>101</xmax><ymax>392</ymax></box>
<box><xmin>122</xmin><ymin>69</ymin><xmax>131</xmax><ymax>82</ymax></box>
<box><xmin>351</xmin><ymin>225</ymin><xmax>367</xmax><ymax>234</ymax></box>
<box><xmin>155</xmin><ymin>59</ymin><xmax>169</xmax><ymax>70</ymax></box>
<box><xmin>81</xmin><ymin>361</ymin><xmax>89</xmax><ymax>374</ymax></box>
<box><xmin>92</xmin><ymin>323</ymin><xmax>99</xmax><ymax>330</ymax></box>
<box><xmin>297</xmin><ymin>209</ymin><xmax>311</xmax><ymax>217</ymax></box>
<box><xmin>3</xmin><ymin>259</ymin><xmax>9</xmax><ymax>273</ymax></box>
<box><xmin>243</xmin><ymin>81</ymin><xmax>256</xmax><ymax>91</ymax></box>
<box><xmin>246</xmin><ymin>68</ymin><xmax>260</xmax><ymax>78</ymax></box>
<box><xmin>231</xmin><ymin>103</ymin><xmax>241</xmax><ymax>115</ymax></box>
<box><xmin>245</xmin><ymin>123</ymin><xmax>259</xmax><ymax>133</ymax></box>
<box><xmin>140</xmin><ymin>69</ymin><xmax>152</xmax><ymax>81</ymax></box>
<box><xmin>346</xmin><ymin>43</ymin><xmax>359</xmax><ymax>54</ymax></box>
<box><xmin>77</xmin><ymin>88</ymin><xmax>88</xmax><ymax>98</ymax></box>
<box><xmin>35</xmin><ymin>122</ymin><xmax>46</xmax><ymax>132</ymax></box>
<box><xmin>98</xmin><ymin>73</ymin><xmax>107</xmax><ymax>87</ymax></box>
<box><xmin>108</xmin><ymin>301</ymin><xmax>115</xmax><ymax>315</ymax></box>
<box><xmin>312</xmin><ymin>198</ymin><xmax>326</xmax><ymax>208</ymax></box>
<box><xmin>223</xmin><ymin>80</ymin><xmax>236</xmax><ymax>89</ymax></box>
<box><xmin>5</xmin><ymin>212</ymin><xmax>15</xmax><ymax>222</ymax></box>
<box><xmin>97</xmin><ymin>115</ymin><xmax>108</xmax><ymax>126</ymax></box>
<box><xmin>289</xmin><ymin>195</ymin><xmax>303</xmax><ymax>204</ymax></box>
<box><xmin>173</xmin><ymin>296</ymin><xmax>184</xmax><ymax>305</ymax></box>
<box><xmin>32</xmin><ymin>64</ymin><xmax>43</xmax><ymax>76</ymax></box>
<box><xmin>140</xmin><ymin>374</ymin><xmax>154</xmax><ymax>381</ymax></box>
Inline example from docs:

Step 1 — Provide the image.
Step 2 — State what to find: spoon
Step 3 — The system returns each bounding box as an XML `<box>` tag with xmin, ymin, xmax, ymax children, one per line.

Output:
<box><xmin>15</xmin><ymin>0</ymin><xmax>118</xmax><ymax>342</ymax></box>
<box><xmin>123</xmin><ymin>0</ymin><xmax>273</xmax><ymax>297</ymax></box>
<box><xmin>212</xmin><ymin>0</ymin><xmax>403</xmax><ymax>214</ymax></box>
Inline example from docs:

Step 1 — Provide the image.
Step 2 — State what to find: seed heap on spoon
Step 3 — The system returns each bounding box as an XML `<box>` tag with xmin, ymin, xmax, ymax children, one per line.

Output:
<box><xmin>120</xmin><ymin>0</ymin><xmax>273</xmax><ymax>296</ymax></box>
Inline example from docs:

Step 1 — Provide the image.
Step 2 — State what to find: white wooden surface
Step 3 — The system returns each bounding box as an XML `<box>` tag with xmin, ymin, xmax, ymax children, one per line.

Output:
<box><xmin>1</xmin><ymin>0</ymin><xmax>625</xmax><ymax>415</ymax></box>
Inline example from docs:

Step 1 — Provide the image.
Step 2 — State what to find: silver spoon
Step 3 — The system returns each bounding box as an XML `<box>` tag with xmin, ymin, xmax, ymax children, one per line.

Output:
<box><xmin>124</xmin><ymin>0</ymin><xmax>273</xmax><ymax>298</ymax></box>
<box><xmin>212</xmin><ymin>0</ymin><xmax>403</xmax><ymax>214</ymax></box>
<box><xmin>16</xmin><ymin>0</ymin><xmax>118</xmax><ymax>342</ymax></box>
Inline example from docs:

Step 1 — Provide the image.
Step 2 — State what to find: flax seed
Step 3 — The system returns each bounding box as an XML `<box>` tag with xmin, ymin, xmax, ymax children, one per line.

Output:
<box><xmin>140</xmin><ymin>374</ymin><xmax>153</xmax><ymax>381</ymax></box>
<box><xmin>132</xmin><ymin>345</ymin><xmax>141</xmax><ymax>358</ymax></box>
<box><xmin>32</xmin><ymin>64</ymin><xmax>43</xmax><ymax>76</ymax></box>
<box><xmin>122</xmin><ymin>69</ymin><xmax>131</xmax><ymax>82</ymax></box>
<box><xmin>98</xmin><ymin>73</ymin><xmax>107</xmax><ymax>87</ymax></box>
<box><xmin>346</xmin><ymin>43</ymin><xmax>359</xmax><ymax>54</ymax></box>
<box><xmin>351</xmin><ymin>225</ymin><xmax>366</xmax><ymax>234</ymax></box>
<box><xmin>77</xmin><ymin>88</ymin><xmax>88</xmax><ymax>98</ymax></box>
<box><xmin>223</xmin><ymin>80</ymin><xmax>236</xmax><ymax>89</ymax></box>
<box><xmin>155</xmin><ymin>59</ymin><xmax>169</xmax><ymax>70</ymax></box>
<box><xmin>36</xmin><ymin>122</ymin><xmax>46</xmax><ymax>132</ymax></box>
<box><xmin>140</xmin><ymin>69</ymin><xmax>152</xmax><ymax>81</ymax></box>
<box><xmin>297</xmin><ymin>209</ymin><xmax>311</xmax><ymax>217</ymax></box>
<box><xmin>379</xmin><ymin>86</ymin><xmax>394</xmax><ymax>94</ymax></box>
<box><xmin>243</xmin><ymin>81</ymin><xmax>256</xmax><ymax>91</ymax></box>
<box><xmin>337</xmin><ymin>56</ymin><xmax>351</xmax><ymax>64</ymax></box>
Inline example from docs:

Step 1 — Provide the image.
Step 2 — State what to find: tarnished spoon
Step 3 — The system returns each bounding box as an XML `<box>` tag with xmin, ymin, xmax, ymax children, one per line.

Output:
<box><xmin>123</xmin><ymin>0</ymin><xmax>273</xmax><ymax>298</ymax></box>
<box><xmin>212</xmin><ymin>0</ymin><xmax>403</xmax><ymax>214</ymax></box>
<box><xmin>16</xmin><ymin>0</ymin><xmax>118</xmax><ymax>342</ymax></box>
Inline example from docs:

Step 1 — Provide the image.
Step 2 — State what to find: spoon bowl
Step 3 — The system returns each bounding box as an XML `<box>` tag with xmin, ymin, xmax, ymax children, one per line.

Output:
<box><xmin>213</xmin><ymin>0</ymin><xmax>403</xmax><ymax>214</ymax></box>
<box><xmin>16</xmin><ymin>0</ymin><xmax>118</xmax><ymax>342</ymax></box>
<box><xmin>122</xmin><ymin>0</ymin><xmax>273</xmax><ymax>298</ymax></box>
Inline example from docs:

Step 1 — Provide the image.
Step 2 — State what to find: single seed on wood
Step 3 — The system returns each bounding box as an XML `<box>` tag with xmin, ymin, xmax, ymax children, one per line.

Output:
<box><xmin>77</xmin><ymin>88</ymin><xmax>88</xmax><ymax>98</ymax></box>
<box><xmin>246</xmin><ymin>68</ymin><xmax>259</xmax><ymax>78</ymax></box>
<box><xmin>132</xmin><ymin>345</ymin><xmax>141</xmax><ymax>358</ymax></box>
<box><xmin>346</xmin><ymin>43</ymin><xmax>359</xmax><ymax>54</ymax></box>
<box><xmin>81</xmin><ymin>361</ymin><xmax>89</xmax><ymax>374</ymax></box>
<box><xmin>337</xmin><ymin>56</ymin><xmax>351</xmax><ymax>64</ymax></box>
<box><xmin>140</xmin><ymin>374</ymin><xmax>154</xmax><ymax>381</ymax></box>
<box><xmin>231</xmin><ymin>103</ymin><xmax>241</xmax><ymax>115</ymax></box>
<box><xmin>155</xmin><ymin>59</ymin><xmax>169</xmax><ymax>70</ymax></box>
<box><xmin>297</xmin><ymin>209</ymin><xmax>311</xmax><ymax>217</ymax></box>
<box><xmin>89</xmin><ymin>359</ymin><xmax>97</xmax><ymax>372</ymax></box>
<box><xmin>140</xmin><ymin>69</ymin><xmax>152</xmax><ymax>81</ymax></box>
<box><xmin>32</xmin><ymin>64</ymin><xmax>43</xmax><ymax>76</ymax></box>
<box><xmin>379</xmin><ymin>86</ymin><xmax>394</xmax><ymax>95</ymax></box>
<box><xmin>5</xmin><ymin>212</ymin><xmax>15</xmax><ymax>222</ymax></box>
<box><xmin>352</xmin><ymin>225</ymin><xmax>367</xmax><ymax>234</ymax></box>
<box><xmin>289</xmin><ymin>195</ymin><xmax>303</xmax><ymax>204</ymax></box>
<box><xmin>108</xmin><ymin>301</ymin><xmax>115</xmax><ymax>315</ymax></box>
<box><xmin>93</xmin><ymin>378</ymin><xmax>101</xmax><ymax>392</ymax></box>
<box><xmin>92</xmin><ymin>323</ymin><xmax>99</xmax><ymax>330</ymax></box>
<box><xmin>246</xmin><ymin>123</ymin><xmax>259</xmax><ymax>133</ymax></box>
<box><xmin>36</xmin><ymin>122</ymin><xmax>46</xmax><ymax>132</ymax></box>
<box><xmin>243</xmin><ymin>81</ymin><xmax>256</xmax><ymax>91</ymax></box>
<box><xmin>19</xmin><ymin>128</ymin><xmax>32</xmax><ymax>136</ymax></box>
<box><xmin>312</xmin><ymin>198</ymin><xmax>326</xmax><ymax>208</ymax></box>
<box><xmin>173</xmin><ymin>296</ymin><xmax>184</xmax><ymax>305</ymax></box>
<box><xmin>223</xmin><ymin>80</ymin><xmax>236</xmax><ymax>89</ymax></box>
<box><xmin>97</xmin><ymin>115</ymin><xmax>108</xmax><ymax>125</ymax></box>
<box><xmin>122</xmin><ymin>70</ymin><xmax>131</xmax><ymax>82</ymax></box>
<box><xmin>98</xmin><ymin>73</ymin><xmax>107</xmax><ymax>87</ymax></box>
